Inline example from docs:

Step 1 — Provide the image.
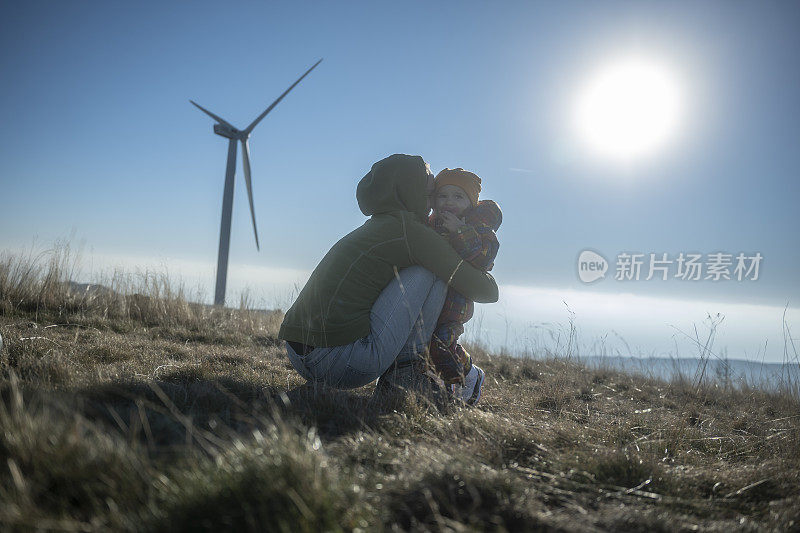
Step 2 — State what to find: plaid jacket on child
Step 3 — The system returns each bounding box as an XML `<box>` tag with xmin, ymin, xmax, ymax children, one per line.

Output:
<box><xmin>427</xmin><ymin>200</ymin><xmax>502</xmax><ymax>383</ymax></box>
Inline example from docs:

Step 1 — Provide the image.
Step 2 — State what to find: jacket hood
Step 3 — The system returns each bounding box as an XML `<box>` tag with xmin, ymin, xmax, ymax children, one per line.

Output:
<box><xmin>357</xmin><ymin>154</ymin><xmax>430</xmax><ymax>222</ymax></box>
<box><xmin>470</xmin><ymin>199</ymin><xmax>503</xmax><ymax>231</ymax></box>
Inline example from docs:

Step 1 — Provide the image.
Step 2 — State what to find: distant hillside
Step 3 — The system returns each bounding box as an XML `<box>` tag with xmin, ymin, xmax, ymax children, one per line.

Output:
<box><xmin>580</xmin><ymin>355</ymin><xmax>800</xmax><ymax>391</ymax></box>
<box><xmin>66</xmin><ymin>280</ymin><xmax>281</xmax><ymax>317</ymax></box>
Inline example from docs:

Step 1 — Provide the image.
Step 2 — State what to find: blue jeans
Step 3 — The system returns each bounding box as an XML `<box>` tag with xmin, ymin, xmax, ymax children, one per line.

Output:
<box><xmin>285</xmin><ymin>266</ymin><xmax>447</xmax><ymax>389</ymax></box>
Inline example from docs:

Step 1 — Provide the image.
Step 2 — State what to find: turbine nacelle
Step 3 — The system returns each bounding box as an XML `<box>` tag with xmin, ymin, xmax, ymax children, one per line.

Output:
<box><xmin>213</xmin><ymin>123</ymin><xmax>242</xmax><ymax>140</ymax></box>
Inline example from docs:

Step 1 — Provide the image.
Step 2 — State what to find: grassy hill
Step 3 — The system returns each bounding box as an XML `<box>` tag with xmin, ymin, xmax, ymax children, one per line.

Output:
<box><xmin>0</xmin><ymin>249</ymin><xmax>798</xmax><ymax>532</ymax></box>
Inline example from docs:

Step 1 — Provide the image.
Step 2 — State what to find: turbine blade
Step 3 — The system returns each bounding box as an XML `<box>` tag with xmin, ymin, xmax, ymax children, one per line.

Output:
<box><xmin>241</xmin><ymin>139</ymin><xmax>260</xmax><ymax>251</ymax></box>
<box><xmin>189</xmin><ymin>100</ymin><xmax>236</xmax><ymax>130</ymax></box>
<box><xmin>243</xmin><ymin>58</ymin><xmax>323</xmax><ymax>135</ymax></box>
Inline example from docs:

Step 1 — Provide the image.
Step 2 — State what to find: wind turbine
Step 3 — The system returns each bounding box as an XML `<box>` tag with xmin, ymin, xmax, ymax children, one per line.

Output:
<box><xmin>191</xmin><ymin>59</ymin><xmax>322</xmax><ymax>306</ymax></box>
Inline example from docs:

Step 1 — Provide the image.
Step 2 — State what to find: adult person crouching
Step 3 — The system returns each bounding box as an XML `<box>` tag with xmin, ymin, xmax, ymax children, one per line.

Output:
<box><xmin>278</xmin><ymin>154</ymin><xmax>498</xmax><ymax>398</ymax></box>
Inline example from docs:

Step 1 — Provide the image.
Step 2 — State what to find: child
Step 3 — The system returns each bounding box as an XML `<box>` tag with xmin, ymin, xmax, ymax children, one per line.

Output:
<box><xmin>427</xmin><ymin>168</ymin><xmax>502</xmax><ymax>405</ymax></box>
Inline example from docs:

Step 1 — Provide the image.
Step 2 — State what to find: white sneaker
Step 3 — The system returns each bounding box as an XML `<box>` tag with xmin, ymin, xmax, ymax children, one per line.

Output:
<box><xmin>454</xmin><ymin>365</ymin><xmax>485</xmax><ymax>406</ymax></box>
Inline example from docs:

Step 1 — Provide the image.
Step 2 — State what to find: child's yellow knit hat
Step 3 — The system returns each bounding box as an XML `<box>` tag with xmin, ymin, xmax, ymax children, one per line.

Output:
<box><xmin>433</xmin><ymin>168</ymin><xmax>482</xmax><ymax>207</ymax></box>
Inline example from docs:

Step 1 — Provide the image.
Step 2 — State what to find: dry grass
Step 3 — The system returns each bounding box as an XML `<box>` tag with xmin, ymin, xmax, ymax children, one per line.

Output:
<box><xmin>0</xmin><ymin>247</ymin><xmax>798</xmax><ymax>531</ymax></box>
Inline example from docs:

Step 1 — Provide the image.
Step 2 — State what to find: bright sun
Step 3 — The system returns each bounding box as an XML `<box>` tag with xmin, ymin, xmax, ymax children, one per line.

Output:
<box><xmin>573</xmin><ymin>57</ymin><xmax>682</xmax><ymax>162</ymax></box>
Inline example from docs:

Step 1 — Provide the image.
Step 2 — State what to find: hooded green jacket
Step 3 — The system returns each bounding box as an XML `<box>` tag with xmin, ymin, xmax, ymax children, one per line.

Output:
<box><xmin>278</xmin><ymin>154</ymin><xmax>499</xmax><ymax>347</ymax></box>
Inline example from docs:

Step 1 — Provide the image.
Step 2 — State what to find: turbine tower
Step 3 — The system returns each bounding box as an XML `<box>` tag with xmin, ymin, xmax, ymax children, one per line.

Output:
<box><xmin>191</xmin><ymin>59</ymin><xmax>322</xmax><ymax>306</ymax></box>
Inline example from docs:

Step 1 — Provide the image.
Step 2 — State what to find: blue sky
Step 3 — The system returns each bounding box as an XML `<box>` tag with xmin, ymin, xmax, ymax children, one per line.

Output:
<box><xmin>1</xmin><ymin>1</ymin><xmax>798</xmax><ymax>362</ymax></box>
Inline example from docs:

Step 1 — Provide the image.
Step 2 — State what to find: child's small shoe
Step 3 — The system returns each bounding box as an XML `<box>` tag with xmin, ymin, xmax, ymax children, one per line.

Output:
<box><xmin>453</xmin><ymin>364</ymin><xmax>485</xmax><ymax>406</ymax></box>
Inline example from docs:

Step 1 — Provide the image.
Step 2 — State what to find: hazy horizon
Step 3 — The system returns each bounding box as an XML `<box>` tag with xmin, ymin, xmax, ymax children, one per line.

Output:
<box><xmin>4</xmin><ymin>243</ymin><xmax>795</xmax><ymax>365</ymax></box>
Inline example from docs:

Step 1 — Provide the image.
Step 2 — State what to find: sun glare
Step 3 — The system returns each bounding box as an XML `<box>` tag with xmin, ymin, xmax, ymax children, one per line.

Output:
<box><xmin>574</xmin><ymin>57</ymin><xmax>682</xmax><ymax>163</ymax></box>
